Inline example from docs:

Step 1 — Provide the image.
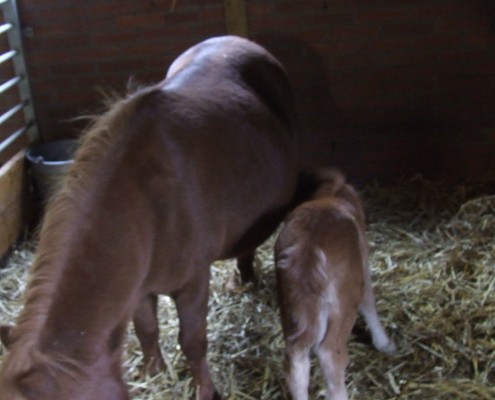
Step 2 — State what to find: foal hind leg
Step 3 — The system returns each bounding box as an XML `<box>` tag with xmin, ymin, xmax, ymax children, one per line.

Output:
<box><xmin>133</xmin><ymin>294</ymin><xmax>166</xmax><ymax>375</ymax></box>
<box><xmin>359</xmin><ymin>265</ymin><xmax>396</xmax><ymax>354</ymax></box>
<box><xmin>284</xmin><ymin>345</ymin><xmax>311</xmax><ymax>400</ymax></box>
<box><xmin>315</xmin><ymin>313</ymin><xmax>354</xmax><ymax>400</ymax></box>
<box><xmin>174</xmin><ymin>275</ymin><xmax>221</xmax><ymax>400</ymax></box>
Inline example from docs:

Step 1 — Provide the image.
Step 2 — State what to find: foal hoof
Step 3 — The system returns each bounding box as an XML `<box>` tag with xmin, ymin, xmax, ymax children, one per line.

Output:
<box><xmin>375</xmin><ymin>339</ymin><xmax>397</xmax><ymax>355</ymax></box>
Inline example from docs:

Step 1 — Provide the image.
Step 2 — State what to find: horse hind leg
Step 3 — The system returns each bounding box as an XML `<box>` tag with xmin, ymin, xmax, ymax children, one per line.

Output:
<box><xmin>173</xmin><ymin>274</ymin><xmax>221</xmax><ymax>400</ymax></box>
<box><xmin>133</xmin><ymin>293</ymin><xmax>166</xmax><ymax>375</ymax></box>
<box><xmin>226</xmin><ymin>252</ymin><xmax>256</xmax><ymax>290</ymax></box>
<box><xmin>0</xmin><ymin>324</ymin><xmax>13</xmax><ymax>348</ymax></box>
<box><xmin>236</xmin><ymin>251</ymin><xmax>256</xmax><ymax>285</ymax></box>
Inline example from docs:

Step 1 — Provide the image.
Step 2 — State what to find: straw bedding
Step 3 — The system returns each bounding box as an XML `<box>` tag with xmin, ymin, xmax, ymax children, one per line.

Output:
<box><xmin>0</xmin><ymin>176</ymin><xmax>494</xmax><ymax>399</ymax></box>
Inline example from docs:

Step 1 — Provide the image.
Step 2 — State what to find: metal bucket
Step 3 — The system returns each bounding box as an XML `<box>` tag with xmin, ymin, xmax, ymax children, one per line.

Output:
<box><xmin>26</xmin><ymin>139</ymin><xmax>78</xmax><ymax>201</ymax></box>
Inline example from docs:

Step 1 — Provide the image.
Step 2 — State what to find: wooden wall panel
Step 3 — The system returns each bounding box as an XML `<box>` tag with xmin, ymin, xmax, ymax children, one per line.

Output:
<box><xmin>0</xmin><ymin>150</ymin><xmax>31</xmax><ymax>259</ymax></box>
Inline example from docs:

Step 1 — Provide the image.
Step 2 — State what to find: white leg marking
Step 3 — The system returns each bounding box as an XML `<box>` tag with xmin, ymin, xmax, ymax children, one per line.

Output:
<box><xmin>286</xmin><ymin>348</ymin><xmax>311</xmax><ymax>400</ymax></box>
<box><xmin>360</xmin><ymin>266</ymin><xmax>397</xmax><ymax>354</ymax></box>
<box><xmin>316</xmin><ymin>346</ymin><xmax>349</xmax><ymax>400</ymax></box>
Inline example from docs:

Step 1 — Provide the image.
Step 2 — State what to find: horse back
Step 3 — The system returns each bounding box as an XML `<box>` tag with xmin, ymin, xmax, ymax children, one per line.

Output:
<box><xmin>123</xmin><ymin>36</ymin><xmax>301</xmax><ymax>269</ymax></box>
<box><xmin>165</xmin><ymin>35</ymin><xmax>298</xmax><ymax>136</ymax></box>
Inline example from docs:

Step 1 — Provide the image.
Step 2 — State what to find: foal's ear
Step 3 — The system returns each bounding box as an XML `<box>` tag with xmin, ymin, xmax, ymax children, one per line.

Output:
<box><xmin>18</xmin><ymin>365</ymin><xmax>56</xmax><ymax>400</ymax></box>
<box><xmin>0</xmin><ymin>325</ymin><xmax>13</xmax><ymax>349</ymax></box>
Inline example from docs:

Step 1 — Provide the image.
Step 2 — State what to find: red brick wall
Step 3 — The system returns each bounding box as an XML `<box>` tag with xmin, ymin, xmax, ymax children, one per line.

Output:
<box><xmin>16</xmin><ymin>0</ymin><xmax>495</xmax><ymax>183</ymax></box>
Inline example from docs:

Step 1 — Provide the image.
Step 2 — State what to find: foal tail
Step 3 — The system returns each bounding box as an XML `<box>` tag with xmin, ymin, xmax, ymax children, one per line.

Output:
<box><xmin>312</xmin><ymin>167</ymin><xmax>346</xmax><ymax>198</ymax></box>
<box><xmin>292</xmin><ymin>167</ymin><xmax>346</xmax><ymax>207</ymax></box>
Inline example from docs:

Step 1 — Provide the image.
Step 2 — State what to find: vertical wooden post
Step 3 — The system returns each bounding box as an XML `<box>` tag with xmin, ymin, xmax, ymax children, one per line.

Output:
<box><xmin>224</xmin><ymin>0</ymin><xmax>248</xmax><ymax>37</ymax></box>
<box><xmin>0</xmin><ymin>150</ymin><xmax>33</xmax><ymax>260</ymax></box>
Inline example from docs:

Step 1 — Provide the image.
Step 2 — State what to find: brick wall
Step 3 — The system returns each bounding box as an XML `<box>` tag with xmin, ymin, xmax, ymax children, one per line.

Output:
<box><xmin>16</xmin><ymin>0</ymin><xmax>227</xmax><ymax>140</ymax></box>
<box><xmin>15</xmin><ymin>0</ymin><xmax>495</xmax><ymax>183</ymax></box>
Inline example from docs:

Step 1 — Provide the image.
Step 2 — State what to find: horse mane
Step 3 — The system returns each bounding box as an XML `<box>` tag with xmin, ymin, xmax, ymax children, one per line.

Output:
<box><xmin>1</xmin><ymin>83</ymin><xmax>159</xmax><ymax>383</ymax></box>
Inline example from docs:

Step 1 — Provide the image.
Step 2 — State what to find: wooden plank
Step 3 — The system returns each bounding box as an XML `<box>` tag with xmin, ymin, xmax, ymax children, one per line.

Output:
<box><xmin>0</xmin><ymin>150</ymin><xmax>30</xmax><ymax>258</ymax></box>
<box><xmin>224</xmin><ymin>0</ymin><xmax>248</xmax><ymax>37</ymax></box>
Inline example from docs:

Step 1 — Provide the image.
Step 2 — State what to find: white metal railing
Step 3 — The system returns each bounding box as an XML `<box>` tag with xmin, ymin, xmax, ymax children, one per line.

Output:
<box><xmin>0</xmin><ymin>0</ymin><xmax>38</xmax><ymax>155</ymax></box>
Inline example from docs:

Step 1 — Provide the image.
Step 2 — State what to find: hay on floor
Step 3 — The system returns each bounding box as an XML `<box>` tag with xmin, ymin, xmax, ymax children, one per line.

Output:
<box><xmin>0</xmin><ymin>177</ymin><xmax>494</xmax><ymax>399</ymax></box>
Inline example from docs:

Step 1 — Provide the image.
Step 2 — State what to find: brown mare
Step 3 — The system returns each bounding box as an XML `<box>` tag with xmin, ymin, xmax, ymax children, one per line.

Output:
<box><xmin>275</xmin><ymin>169</ymin><xmax>396</xmax><ymax>400</ymax></box>
<box><xmin>0</xmin><ymin>36</ymin><xmax>301</xmax><ymax>400</ymax></box>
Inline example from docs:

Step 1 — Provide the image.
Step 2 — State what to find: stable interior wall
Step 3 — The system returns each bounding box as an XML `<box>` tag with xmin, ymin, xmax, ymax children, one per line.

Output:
<box><xmin>0</xmin><ymin>12</ymin><xmax>28</xmax><ymax>166</ymax></box>
<box><xmin>15</xmin><ymin>0</ymin><xmax>495</xmax><ymax>183</ymax></box>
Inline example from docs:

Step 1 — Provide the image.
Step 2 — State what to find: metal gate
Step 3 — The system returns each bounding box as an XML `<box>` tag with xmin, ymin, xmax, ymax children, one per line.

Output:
<box><xmin>0</xmin><ymin>0</ymin><xmax>37</xmax><ymax>161</ymax></box>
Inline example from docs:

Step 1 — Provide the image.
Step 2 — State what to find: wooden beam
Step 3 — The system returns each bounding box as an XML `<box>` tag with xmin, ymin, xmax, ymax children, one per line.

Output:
<box><xmin>224</xmin><ymin>0</ymin><xmax>248</xmax><ymax>37</ymax></box>
<box><xmin>0</xmin><ymin>150</ymin><xmax>31</xmax><ymax>258</ymax></box>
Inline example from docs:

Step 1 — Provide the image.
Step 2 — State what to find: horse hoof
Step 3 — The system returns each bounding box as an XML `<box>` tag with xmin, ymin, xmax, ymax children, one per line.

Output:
<box><xmin>213</xmin><ymin>391</ymin><xmax>224</xmax><ymax>400</ymax></box>
<box><xmin>141</xmin><ymin>357</ymin><xmax>166</xmax><ymax>377</ymax></box>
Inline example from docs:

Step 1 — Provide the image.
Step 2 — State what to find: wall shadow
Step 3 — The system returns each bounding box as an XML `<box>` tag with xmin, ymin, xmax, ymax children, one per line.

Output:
<box><xmin>253</xmin><ymin>32</ymin><xmax>345</xmax><ymax>171</ymax></box>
